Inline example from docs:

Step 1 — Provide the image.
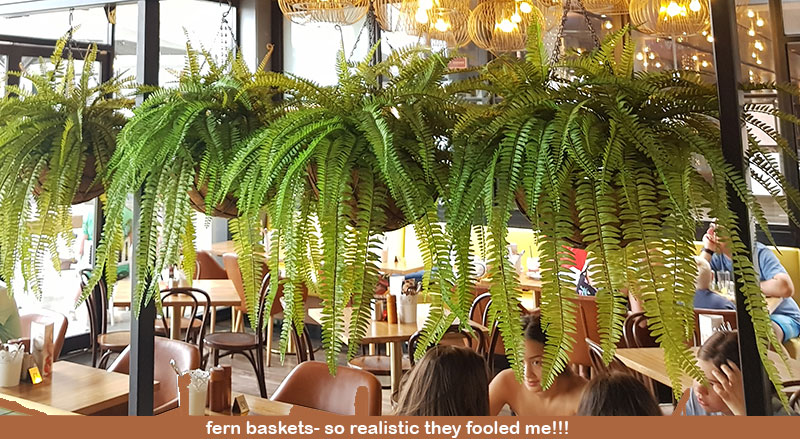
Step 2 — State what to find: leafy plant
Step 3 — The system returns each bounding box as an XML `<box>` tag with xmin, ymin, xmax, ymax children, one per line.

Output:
<box><xmin>83</xmin><ymin>44</ymin><xmax>281</xmax><ymax>313</ymax></box>
<box><xmin>217</xmin><ymin>45</ymin><xmax>468</xmax><ymax>372</ymax></box>
<box><xmin>447</xmin><ymin>23</ymin><xmax>798</xmax><ymax>401</ymax></box>
<box><xmin>0</xmin><ymin>37</ymin><xmax>133</xmax><ymax>298</ymax></box>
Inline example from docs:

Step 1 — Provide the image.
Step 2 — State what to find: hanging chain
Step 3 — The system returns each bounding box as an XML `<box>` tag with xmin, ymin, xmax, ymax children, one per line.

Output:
<box><xmin>66</xmin><ymin>8</ymin><xmax>77</xmax><ymax>58</ymax></box>
<box><xmin>549</xmin><ymin>0</ymin><xmax>601</xmax><ymax>65</ymax></box>
<box><xmin>348</xmin><ymin>14</ymin><xmax>370</xmax><ymax>60</ymax></box>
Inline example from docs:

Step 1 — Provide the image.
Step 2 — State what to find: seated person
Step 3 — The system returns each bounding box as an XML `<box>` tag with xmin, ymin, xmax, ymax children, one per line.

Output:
<box><xmin>700</xmin><ymin>225</ymin><xmax>800</xmax><ymax>344</ymax></box>
<box><xmin>577</xmin><ymin>372</ymin><xmax>662</xmax><ymax>416</ymax></box>
<box><xmin>684</xmin><ymin>330</ymin><xmax>795</xmax><ymax>416</ymax></box>
<box><xmin>694</xmin><ymin>256</ymin><xmax>735</xmax><ymax>310</ymax></box>
<box><xmin>489</xmin><ymin>314</ymin><xmax>588</xmax><ymax>415</ymax></box>
<box><xmin>0</xmin><ymin>278</ymin><xmax>21</xmax><ymax>343</ymax></box>
<box><xmin>393</xmin><ymin>345</ymin><xmax>489</xmax><ymax>416</ymax></box>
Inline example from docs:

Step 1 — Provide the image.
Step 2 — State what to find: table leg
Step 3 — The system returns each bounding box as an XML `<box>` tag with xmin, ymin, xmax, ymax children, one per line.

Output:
<box><xmin>389</xmin><ymin>341</ymin><xmax>403</xmax><ymax>396</ymax></box>
<box><xmin>210</xmin><ymin>306</ymin><xmax>217</xmax><ymax>333</ymax></box>
<box><xmin>170</xmin><ymin>306</ymin><xmax>183</xmax><ymax>339</ymax></box>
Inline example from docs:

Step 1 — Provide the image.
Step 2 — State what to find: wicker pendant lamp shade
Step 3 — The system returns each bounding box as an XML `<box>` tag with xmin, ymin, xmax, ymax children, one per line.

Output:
<box><xmin>536</xmin><ymin>0</ymin><xmax>563</xmax><ymax>29</ymax></box>
<box><xmin>583</xmin><ymin>0</ymin><xmax>630</xmax><ymax>15</ymax></box>
<box><xmin>374</xmin><ymin>0</ymin><xmax>471</xmax><ymax>48</ymax></box>
<box><xmin>374</xmin><ymin>0</ymin><xmax>419</xmax><ymax>33</ymax></box>
<box><xmin>469</xmin><ymin>0</ymin><xmax>545</xmax><ymax>53</ymax></box>
<box><xmin>278</xmin><ymin>0</ymin><xmax>370</xmax><ymax>25</ymax></box>
<box><xmin>629</xmin><ymin>0</ymin><xmax>710</xmax><ymax>36</ymax></box>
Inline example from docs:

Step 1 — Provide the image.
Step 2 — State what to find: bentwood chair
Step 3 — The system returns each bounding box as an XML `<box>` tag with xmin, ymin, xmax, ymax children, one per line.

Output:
<box><xmin>155</xmin><ymin>287</ymin><xmax>211</xmax><ymax>355</ymax></box>
<box><xmin>108</xmin><ymin>337</ymin><xmax>200</xmax><ymax>415</ymax></box>
<box><xmin>271</xmin><ymin>361</ymin><xmax>382</xmax><ymax>415</ymax></box>
<box><xmin>585</xmin><ymin>337</ymin><xmax>630</xmax><ymax>377</ymax></box>
<box><xmin>624</xmin><ymin>312</ymin><xmax>658</xmax><ymax>348</ymax></box>
<box><xmin>408</xmin><ymin>323</ymin><xmax>487</xmax><ymax>366</ymax></box>
<box><xmin>80</xmin><ymin>269</ymin><xmax>130</xmax><ymax>368</ymax></box>
<box><xmin>203</xmin><ymin>273</ymin><xmax>272</xmax><ymax>397</ymax></box>
<box><xmin>17</xmin><ymin>310</ymin><xmax>69</xmax><ymax>360</ymax></box>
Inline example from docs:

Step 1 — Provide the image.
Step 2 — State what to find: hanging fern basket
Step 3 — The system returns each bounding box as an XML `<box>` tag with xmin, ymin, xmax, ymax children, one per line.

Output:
<box><xmin>34</xmin><ymin>154</ymin><xmax>106</xmax><ymax>205</ymax></box>
<box><xmin>188</xmin><ymin>180</ymin><xmax>239</xmax><ymax>219</ymax></box>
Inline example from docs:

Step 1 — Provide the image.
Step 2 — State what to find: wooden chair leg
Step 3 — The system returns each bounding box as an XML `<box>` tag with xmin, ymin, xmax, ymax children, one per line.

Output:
<box><xmin>266</xmin><ymin>316</ymin><xmax>274</xmax><ymax>367</ymax></box>
<box><xmin>212</xmin><ymin>348</ymin><xmax>220</xmax><ymax>367</ymax></box>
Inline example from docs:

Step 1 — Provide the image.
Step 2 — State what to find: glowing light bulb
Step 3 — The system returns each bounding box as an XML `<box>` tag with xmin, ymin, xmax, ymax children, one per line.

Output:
<box><xmin>701</xmin><ymin>60</ymin><xmax>708</xmax><ymax>67</ymax></box>
<box><xmin>511</xmin><ymin>12</ymin><xmax>522</xmax><ymax>23</ymax></box>
<box><xmin>604</xmin><ymin>20</ymin><xmax>613</xmax><ymax>29</ymax></box>
<box><xmin>757</xmin><ymin>58</ymin><xmax>762</xmax><ymax>65</ymax></box>
<box><xmin>636</xmin><ymin>53</ymin><xmax>644</xmax><ymax>61</ymax></box>
<box><xmin>519</xmin><ymin>1</ymin><xmax>532</xmax><ymax>13</ymax></box>
<box><xmin>649</xmin><ymin>52</ymin><xmax>655</xmax><ymax>60</ymax></box>
<box><xmin>702</xmin><ymin>30</ymin><xmax>708</xmax><ymax>36</ymax></box>
<box><xmin>643</xmin><ymin>61</ymin><xmax>649</xmax><ymax>67</ymax></box>
<box><xmin>747</xmin><ymin>9</ymin><xmax>754</xmax><ymax>18</ymax></box>
<box><xmin>665</xmin><ymin>1</ymin><xmax>682</xmax><ymax>17</ymax></box>
<box><xmin>415</xmin><ymin>8</ymin><xmax>429</xmax><ymax>24</ymax></box>
<box><xmin>707</xmin><ymin>35</ymin><xmax>714</xmax><ymax>42</ymax></box>
<box><xmin>749</xmin><ymin>70</ymin><xmax>754</xmax><ymax>76</ymax></box>
<box><xmin>757</xmin><ymin>17</ymin><xmax>765</xmax><ymax>27</ymax></box>
<box><xmin>752</xmin><ymin>52</ymin><xmax>757</xmax><ymax>59</ymax></box>
<box><xmin>689</xmin><ymin>0</ymin><xmax>701</xmax><ymax>12</ymax></box>
<box><xmin>497</xmin><ymin>19</ymin><xmax>515</xmax><ymax>33</ymax></box>
<box><xmin>691</xmin><ymin>55</ymin><xmax>698</xmax><ymax>61</ymax></box>
<box><xmin>434</xmin><ymin>17</ymin><xmax>450</xmax><ymax>31</ymax></box>
<box><xmin>748</xmin><ymin>28</ymin><xmax>756</xmax><ymax>37</ymax></box>
<box><xmin>418</xmin><ymin>0</ymin><xmax>433</xmax><ymax>10</ymax></box>
<box><xmin>754</xmin><ymin>40</ymin><xmax>764</xmax><ymax>51</ymax></box>
<box><xmin>643</xmin><ymin>46</ymin><xmax>649</xmax><ymax>52</ymax></box>
<box><xmin>655</xmin><ymin>62</ymin><xmax>662</xmax><ymax>68</ymax></box>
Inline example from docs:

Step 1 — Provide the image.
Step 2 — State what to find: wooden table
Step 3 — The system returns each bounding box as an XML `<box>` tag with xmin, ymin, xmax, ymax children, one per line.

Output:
<box><xmin>616</xmin><ymin>347</ymin><xmax>800</xmax><ymax>390</ymax></box>
<box><xmin>208</xmin><ymin>240</ymin><xmax>269</xmax><ymax>260</ymax></box>
<box><xmin>378</xmin><ymin>261</ymin><xmax>424</xmax><ymax>276</ymax></box>
<box><xmin>308</xmin><ymin>303</ymin><xmax>487</xmax><ymax>396</ymax></box>
<box><xmin>114</xmin><ymin>279</ymin><xmax>242</xmax><ymax>337</ymax></box>
<box><xmin>0</xmin><ymin>361</ymin><xmax>155</xmax><ymax>415</ymax></box>
<box><xmin>206</xmin><ymin>393</ymin><xmax>324</xmax><ymax>416</ymax></box>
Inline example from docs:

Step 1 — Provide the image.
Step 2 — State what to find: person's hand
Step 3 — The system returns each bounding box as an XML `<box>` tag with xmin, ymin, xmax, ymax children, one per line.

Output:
<box><xmin>702</xmin><ymin>226</ymin><xmax>718</xmax><ymax>253</ymax></box>
<box><xmin>711</xmin><ymin>361</ymin><xmax>746</xmax><ymax>416</ymax></box>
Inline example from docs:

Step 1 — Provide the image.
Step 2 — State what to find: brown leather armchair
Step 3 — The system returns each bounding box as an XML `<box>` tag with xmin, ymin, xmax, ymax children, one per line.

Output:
<box><xmin>18</xmin><ymin>309</ymin><xmax>69</xmax><ymax>360</ymax></box>
<box><xmin>107</xmin><ymin>337</ymin><xmax>200</xmax><ymax>415</ymax></box>
<box><xmin>271</xmin><ymin>361</ymin><xmax>382</xmax><ymax>416</ymax></box>
<box><xmin>195</xmin><ymin>251</ymin><xmax>228</xmax><ymax>280</ymax></box>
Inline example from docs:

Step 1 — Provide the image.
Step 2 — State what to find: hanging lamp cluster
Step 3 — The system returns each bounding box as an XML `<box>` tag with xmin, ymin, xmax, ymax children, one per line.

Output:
<box><xmin>628</xmin><ymin>0</ymin><xmax>709</xmax><ymax>37</ymax></box>
<box><xmin>278</xmin><ymin>0</ymin><xmax>370</xmax><ymax>25</ymax></box>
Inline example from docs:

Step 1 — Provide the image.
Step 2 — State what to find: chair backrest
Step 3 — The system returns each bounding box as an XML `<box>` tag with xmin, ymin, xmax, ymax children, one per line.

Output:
<box><xmin>693</xmin><ymin>308</ymin><xmax>737</xmax><ymax>346</ymax></box>
<box><xmin>625</xmin><ymin>312</ymin><xmax>658</xmax><ymax>348</ymax></box>
<box><xmin>585</xmin><ymin>337</ymin><xmax>629</xmax><ymax>377</ymax></box>
<box><xmin>222</xmin><ymin>253</ymin><xmax>274</xmax><ymax>314</ymax></box>
<box><xmin>271</xmin><ymin>361</ymin><xmax>382</xmax><ymax>415</ymax></box>
<box><xmin>19</xmin><ymin>310</ymin><xmax>69</xmax><ymax>360</ymax></box>
<box><xmin>108</xmin><ymin>337</ymin><xmax>200</xmax><ymax>414</ymax></box>
<box><xmin>408</xmin><ymin>323</ymin><xmax>487</xmax><ymax>366</ymax></box>
<box><xmin>80</xmin><ymin>268</ymin><xmax>109</xmax><ymax>336</ymax></box>
<box><xmin>195</xmin><ymin>251</ymin><xmax>228</xmax><ymax>280</ymax></box>
<box><xmin>469</xmin><ymin>293</ymin><xmax>492</xmax><ymax>326</ymax></box>
<box><xmin>160</xmin><ymin>287</ymin><xmax>211</xmax><ymax>353</ymax></box>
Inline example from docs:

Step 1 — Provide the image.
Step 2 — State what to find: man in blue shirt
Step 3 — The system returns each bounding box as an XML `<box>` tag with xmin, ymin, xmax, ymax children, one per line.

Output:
<box><xmin>693</xmin><ymin>257</ymin><xmax>736</xmax><ymax>310</ymax></box>
<box><xmin>699</xmin><ymin>225</ymin><xmax>800</xmax><ymax>344</ymax></box>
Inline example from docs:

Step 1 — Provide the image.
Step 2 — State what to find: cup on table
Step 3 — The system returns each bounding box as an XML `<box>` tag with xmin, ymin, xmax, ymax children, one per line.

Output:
<box><xmin>180</xmin><ymin>369</ymin><xmax>210</xmax><ymax>416</ymax></box>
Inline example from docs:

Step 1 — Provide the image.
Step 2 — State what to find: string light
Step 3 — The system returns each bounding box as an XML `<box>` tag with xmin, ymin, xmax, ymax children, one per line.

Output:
<box><xmin>756</xmin><ymin>17</ymin><xmax>764</xmax><ymax>27</ymax></box>
<box><xmin>519</xmin><ymin>1</ymin><xmax>532</xmax><ymax>13</ymax></box>
<box><xmin>747</xmin><ymin>9</ymin><xmax>754</xmax><ymax>18</ymax></box>
<box><xmin>604</xmin><ymin>20</ymin><xmax>613</xmax><ymax>29</ymax></box>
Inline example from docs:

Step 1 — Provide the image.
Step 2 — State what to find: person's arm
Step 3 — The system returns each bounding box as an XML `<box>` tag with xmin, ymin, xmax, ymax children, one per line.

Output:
<box><xmin>489</xmin><ymin>370</ymin><xmax>512</xmax><ymax>416</ymax></box>
<box><xmin>760</xmin><ymin>272</ymin><xmax>794</xmax><ymax>298</ymax></box>
<box><xmin>699</xmin><ymin>226</ymin><xmax>717</xmax><ymax>263</ymax></box>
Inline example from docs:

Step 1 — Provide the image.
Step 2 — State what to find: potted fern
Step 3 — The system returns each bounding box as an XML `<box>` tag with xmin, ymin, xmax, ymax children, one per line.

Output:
<box><xmin>84</xmin><ymin>45</ymin><xmax>281</xmax><ymax>312</ymax></box>
<box><xmin>0</xmin><ymin>38</ymin><xmax>133</xmax><ymax>298</ymax></box>
<box><xmin>445</xmin><ymin>23</ymin><xmax>800</xmax><ymax>401</ymax></box>
<box><xmin>218</xmin><ymin>45</ymin><xmax>470</xmax><ymax>370</ymax></box>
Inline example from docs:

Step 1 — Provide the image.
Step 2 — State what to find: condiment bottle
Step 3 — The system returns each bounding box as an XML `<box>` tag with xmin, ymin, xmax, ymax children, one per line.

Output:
<box><xmin>386</xmin><ymin>294</ymin><xmax>398</xmax><ymax>324</ymax></box>
<box><xmin>221</xmin><ymin>365</ymin><xmax>232</xmax><ymax>410</ymax></box>
<box><xmin>208</xmin><ymin>367</ymin><xmax>225</xmax><ymax>412</ymax></box>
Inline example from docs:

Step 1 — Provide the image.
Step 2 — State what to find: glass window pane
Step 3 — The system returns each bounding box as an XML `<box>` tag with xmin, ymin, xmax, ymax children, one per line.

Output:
<box><xmin>284</xmin><ymin>19</ymin><xmax>370</xmax><ymax>86</ymax></box>
<box><xmin>0</xmin><ymin>8</ymin><xmax>109</xmax><ymax>43</ymax></box>
<box><xmin>0</xmin><ymin>55</ymin><xmax>6</xmax><ymax>97</ymax></box>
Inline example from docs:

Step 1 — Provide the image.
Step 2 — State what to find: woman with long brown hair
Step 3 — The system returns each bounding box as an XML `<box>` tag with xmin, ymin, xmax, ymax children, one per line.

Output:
<box><xmin>393</xmin><ymin>345</ymin><xmax>490</xmax><ymax>416</ymax></box>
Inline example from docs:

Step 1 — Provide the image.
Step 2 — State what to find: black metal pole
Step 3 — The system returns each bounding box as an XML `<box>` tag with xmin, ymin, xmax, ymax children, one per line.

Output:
<box><xmin>128</xmin><ymin>0</ymin><xmax>159</xmax><ymax>416</ymax></box>
<box><xmin>709</xmin><ymin>0</ymin><xmax>771</xmax><ymax>415</ymax></box>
